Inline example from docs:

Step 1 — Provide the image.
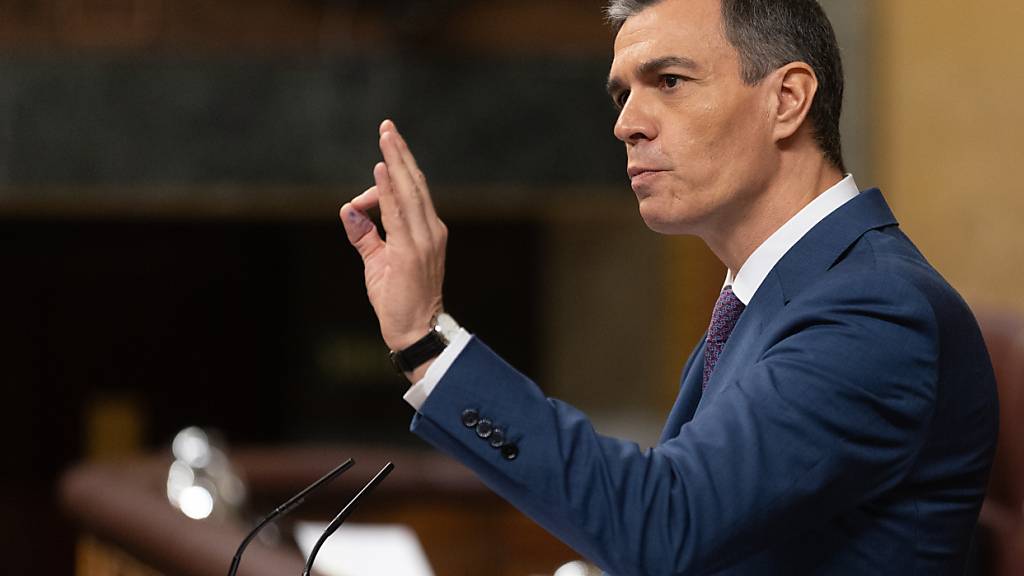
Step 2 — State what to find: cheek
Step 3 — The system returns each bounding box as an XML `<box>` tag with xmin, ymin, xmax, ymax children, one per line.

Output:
<box><xmin>669</xmin><ymin>104</ymin><xmax>731</xmax><ymax>187</ymax></box>
<box><xmin>730</xmin><ymin>95</ymin><xmax>774</xmax><ymax>151</ymax></box>
<box><xmin>707</xmin><ymin>96</ymin><xmax>775</xmax><ymax>180</ymax></box>
<box><xmin>659</xmin><ymin>91</ymin><xmax>771</xmax><ymax>192</ymax></box>
<box><xmin>664</xmin><ymin>105</ymin><xmax>721</xmax><ymax>171</ymax></box>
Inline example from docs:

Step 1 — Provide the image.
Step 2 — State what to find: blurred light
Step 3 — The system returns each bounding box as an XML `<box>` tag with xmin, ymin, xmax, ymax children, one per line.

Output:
<box><xmin>172</xmin><ymin>426</ymin><xmax>211</xmax><ymax>468</ymax></box>
<box><xmin>553</xmin><ymin>560</ymin><xmax>590</xmax><ymax>576</ymax></box>
<box><xmin>179</xmin><ymin>485</ymin><xmax>214</xmax><ymax>520</ymax></box>
<box><xmin>166</xmin><ymin>459</ymin><xmax>195</xmax><ymax>505</ymax></box>
<box><xmin>167</xmin><ymin>426</ymin><xmax>247</xmax><ymax>523</ymax></box>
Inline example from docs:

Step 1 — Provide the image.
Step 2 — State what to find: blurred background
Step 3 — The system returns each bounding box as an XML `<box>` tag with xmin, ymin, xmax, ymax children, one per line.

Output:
<box><xmin>1</xmin><ymin>0</ymin><xmax>1022</xmax><ymax>574</ymax></box>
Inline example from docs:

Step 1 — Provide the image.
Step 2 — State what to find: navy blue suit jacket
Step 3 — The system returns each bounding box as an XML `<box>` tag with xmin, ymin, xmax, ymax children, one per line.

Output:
<box><xmin>411</xmin><ymin>190</ymin><xmax>998</xmax><ymax>575</ymax></box>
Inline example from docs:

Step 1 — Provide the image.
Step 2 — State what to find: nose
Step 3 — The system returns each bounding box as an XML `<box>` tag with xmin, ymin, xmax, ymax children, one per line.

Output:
<box><xmin>613</xmin><ymin>94</ymin><xmax>657</xmax><ymax>144</ymax></box>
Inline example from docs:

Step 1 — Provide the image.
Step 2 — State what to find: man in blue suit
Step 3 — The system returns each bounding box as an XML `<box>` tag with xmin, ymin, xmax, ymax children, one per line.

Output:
<box><xmin>339</xmin><ymin>0</ymin><xmax>998</xmax><ymax>574</ymax></box>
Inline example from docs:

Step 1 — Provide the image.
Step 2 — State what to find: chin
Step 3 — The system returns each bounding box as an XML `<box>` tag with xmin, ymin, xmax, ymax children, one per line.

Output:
<box><xmin>637</xmin><ymin>198</ymin><xmax>700</xmax><ymax>236</ymax></box>
<box><xmin>640</xmin><ymin>215</ymin><xmax>678</xmax><ymax>235</ymax></box>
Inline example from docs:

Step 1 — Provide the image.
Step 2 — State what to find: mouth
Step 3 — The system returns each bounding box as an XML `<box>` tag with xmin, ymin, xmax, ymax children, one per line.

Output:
<box><xmin>628</xmin><ymin>166</ymin><xmax>669</xmax><ymax>193</ymax></box>
<box><xmin>627</xmin><ymin>166</ymin><xmax>668</xmax><ymax>179</ymax></box>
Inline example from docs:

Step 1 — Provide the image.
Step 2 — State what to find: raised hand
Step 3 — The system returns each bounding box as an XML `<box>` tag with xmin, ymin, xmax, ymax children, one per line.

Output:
<box><xmin>340</xmin><ymin>120</ymin><xmax>448</xmax><ymax>375</ymax></box>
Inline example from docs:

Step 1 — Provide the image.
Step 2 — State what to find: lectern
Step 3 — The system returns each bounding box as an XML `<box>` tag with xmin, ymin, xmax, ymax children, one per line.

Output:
<box><xmin>60</xmin><ymin>445</ymin><xmax>576</xmax><ymax>575</ymax></box>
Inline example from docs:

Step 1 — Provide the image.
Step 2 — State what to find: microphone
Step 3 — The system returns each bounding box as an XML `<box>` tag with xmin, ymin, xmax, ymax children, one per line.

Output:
<box><xmin>302</xmin><ymin>461</ymin><xmax>395</xmax><ymax>576</ymax></box>
<box><xmin>227</xmin><ymin>458</ymin><xmax>354</xmax><ymax>576</ymax></box>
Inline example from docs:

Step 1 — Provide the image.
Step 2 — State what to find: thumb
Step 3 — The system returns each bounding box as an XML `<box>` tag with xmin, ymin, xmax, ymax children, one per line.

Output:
<box><xmin>340</xmin><ymin>203</ymin><xmax>384</xmax><ymax>261</ymax></box>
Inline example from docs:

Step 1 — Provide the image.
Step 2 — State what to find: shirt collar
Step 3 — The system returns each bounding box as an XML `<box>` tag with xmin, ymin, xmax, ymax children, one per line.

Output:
<box><xmin>724</xmin><ymin>174</ymin><xmax>860</xmax><ymax>305</ymax></box>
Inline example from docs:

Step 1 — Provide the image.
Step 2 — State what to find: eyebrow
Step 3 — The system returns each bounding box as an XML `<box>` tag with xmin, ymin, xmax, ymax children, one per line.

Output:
<box><xmin>606</xmin><ymin>55</ymin><xmax>702</xmax><ymax>97</ymax></box>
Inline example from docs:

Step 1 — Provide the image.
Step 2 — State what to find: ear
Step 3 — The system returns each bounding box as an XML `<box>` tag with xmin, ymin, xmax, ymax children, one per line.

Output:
<box><xmin>771</xmin><ymin>62</ymin><xmax>818</xmax><ymax>142</ymax></box>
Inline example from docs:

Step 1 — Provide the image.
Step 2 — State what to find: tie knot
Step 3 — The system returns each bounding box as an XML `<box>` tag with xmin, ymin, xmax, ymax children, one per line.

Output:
<box><xmin>708</xmin><ymin>286</ymin><xmax>745</xmax><ymax>345</ymax></box>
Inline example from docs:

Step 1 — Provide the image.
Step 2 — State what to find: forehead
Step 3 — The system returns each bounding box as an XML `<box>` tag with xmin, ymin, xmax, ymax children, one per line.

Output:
<box><xmin>611</xmin><ymin>0</ymin><xmax>729</xmax><ymax>70</ymax></box>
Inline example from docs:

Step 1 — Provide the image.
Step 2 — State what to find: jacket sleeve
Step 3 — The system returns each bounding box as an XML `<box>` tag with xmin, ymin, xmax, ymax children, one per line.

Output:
<box><xmin>410</xmin><ymin>274</ymin><xmax>939</xmax><ymax>576</ymax></box>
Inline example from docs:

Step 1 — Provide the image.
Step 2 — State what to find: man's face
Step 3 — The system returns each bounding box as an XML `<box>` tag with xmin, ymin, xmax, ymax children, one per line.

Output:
<box><xmin>607</xmin><ymin>0</ymin><xmax>778</xmax><ymax>236</ymax></box>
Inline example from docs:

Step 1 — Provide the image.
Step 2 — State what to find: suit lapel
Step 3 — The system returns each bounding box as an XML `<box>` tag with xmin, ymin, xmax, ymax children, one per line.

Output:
<box><xmin>695</xmin><ymin>189</ymin><xmax>900</xmax><ymax>410</ymax></box>
<box><xmin>770</xmin><ymin>188</ymin><xmax>897</xmax><ymax>303</ymax></box>
<box><xmin>697</xmin><ymin>273</ymin><xmax>786</xmax><ymax>410</ymax></box>
<box><xmin>659</xmin><ymin>337</ymin><xmax>707</xmax><ymax>443</ymax></box>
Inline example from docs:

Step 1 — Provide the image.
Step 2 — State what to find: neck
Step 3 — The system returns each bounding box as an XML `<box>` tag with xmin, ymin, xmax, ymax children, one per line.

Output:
<box><xmin>704</xmin><ymin>154</ymin><xmax>843</xmax><ymax>274</ymax></box>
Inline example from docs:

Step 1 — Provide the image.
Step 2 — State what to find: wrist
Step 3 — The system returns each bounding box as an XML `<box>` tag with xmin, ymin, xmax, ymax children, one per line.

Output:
<box><xmin>385</xmin><ymin>302</ymin><xmax>444</xmax><ymax>351</ymax></box>
<box><xmin>388</xmin><ymin>312</ymin><xmax>460</xmax><ymax>375</ymax></box>
<box><xmin>387</xmin><ymin>324</ymin><xmax>433</xmax><ymax>353</ymax></box>
<box><xmin>405</xmin><ymin>359</ymin><xmax>435</xmax><ymax>383</ymax></box>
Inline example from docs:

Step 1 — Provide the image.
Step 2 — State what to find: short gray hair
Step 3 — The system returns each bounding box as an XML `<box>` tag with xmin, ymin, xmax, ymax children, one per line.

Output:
<box><xmin>605</xmin><ymin>0</ymin><xmax>846</xmax><ymax>172</ymax></box>
<box><xmin>605</xmin><ymin>0</ymin><xmax>650</xmax><ymax>26</ymax></box>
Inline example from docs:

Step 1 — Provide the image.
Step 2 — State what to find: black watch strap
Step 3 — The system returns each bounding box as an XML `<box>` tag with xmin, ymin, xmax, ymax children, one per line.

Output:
<box><xmin>389</xmin><ymin>330</ymin><xmax>447</xmax><ymax>373</ymax></box>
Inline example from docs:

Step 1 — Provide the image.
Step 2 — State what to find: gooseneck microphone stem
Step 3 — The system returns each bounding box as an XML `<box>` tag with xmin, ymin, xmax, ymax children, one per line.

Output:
<box><xmin>302</xmin><ymin>462</ymin><xmax>395</xmax><ymax>576</ymax></box>
<box><xmin>227</xmin><ymin>458</ymin><xmax>355</xmax><ymax>576</ymax></box>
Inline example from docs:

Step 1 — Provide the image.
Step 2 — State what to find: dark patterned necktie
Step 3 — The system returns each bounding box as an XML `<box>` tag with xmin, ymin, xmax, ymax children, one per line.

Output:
<box><xmin>703</xmin><ymin>286</ymin><xmax>746</xmax><ymax>390</ymax></box>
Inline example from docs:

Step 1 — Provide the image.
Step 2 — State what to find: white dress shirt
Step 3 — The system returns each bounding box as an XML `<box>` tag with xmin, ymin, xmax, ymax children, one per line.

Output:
<box><xmin>724</xmin><ymin>174</ymin><xmax>860</xmax><ymax>304</ymax></box>
<box><xmin>404</xmin><ymin>175</ymin><xmax>861</xmax><ymax>410</ymax></box>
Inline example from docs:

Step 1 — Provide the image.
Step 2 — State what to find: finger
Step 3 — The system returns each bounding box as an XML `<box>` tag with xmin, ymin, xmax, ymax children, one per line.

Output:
<box><xmin>381</xmin><ymin>120</ymin><xmax>444</xmax><ymax>237</ymax></box>
<box><xmin>380</xmin><ymin>120</ymin><xmax>426</xmax><ymax>196</ymax></box>
<box><xmin>373</xmin><ymin>160</ymin><xmax>414</xmax><ymax>246</ymax></box>
<box><xmin>386</xmin><ymin>124</ymin><xmax>447</xmax><ymax>239</ymax></box>
<box><xmin>340</xmin><ymin>202</ymin><xmax>384</xmax><ymax>261</ymax></box>
<box><xmin>351</xmin><ymin>185</ymin><xmax>380</xmax><ymax>213</ymax></box>
<box><xmin>379</xmin><ymin>131</ymin><xmax>430</xmax><ymax>239</ymax></box>
<box><xmin>388</xmin><ymin>127</ymin><xmax>438</xmax><ymax>214</ymax></box>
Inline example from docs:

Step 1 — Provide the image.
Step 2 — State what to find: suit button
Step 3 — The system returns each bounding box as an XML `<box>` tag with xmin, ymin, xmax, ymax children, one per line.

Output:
<box><xmin>489</xmin><ymin>428</ymin><xmax>505</xmax><ymax>448</ymax></box>
<box><xmin>475</xmin><ymin>419</ymin><xmax>494</xmax><ymax>439</ymax></box>
<box><xmin>500</xmin><ymin>443</ymin><xmax>519</xmax><ymax>461</ymax></box>
<box><xmin>461</xmin><ymin>409</ymin><xmax>480</xmax><ymax>428</ymax></box>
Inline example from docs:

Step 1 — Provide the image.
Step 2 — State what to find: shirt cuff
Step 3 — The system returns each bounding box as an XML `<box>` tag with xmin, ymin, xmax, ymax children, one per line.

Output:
<box><xmin>402</xmin><ymin>328</ymin><xmax>472</xmax><ymax>411</ymax></box>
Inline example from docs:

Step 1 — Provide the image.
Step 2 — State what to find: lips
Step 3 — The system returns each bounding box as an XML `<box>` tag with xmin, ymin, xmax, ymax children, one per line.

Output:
<box><xmin>627</xmin><ymin>166</ymin><xmax>668</xmax><ymax>179</ymax></box>
<box><xmin>628</xmin><ymin>167</ymin><xmax>669</xmax><ymax>196</ymax></box>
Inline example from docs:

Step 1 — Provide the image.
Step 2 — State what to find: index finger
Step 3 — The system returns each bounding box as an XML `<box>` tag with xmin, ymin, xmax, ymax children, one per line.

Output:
<box><xmin>351</xmin><ymin>185</ymin><xmax>380</xmax><ymax>213</ymax></box>
<box><xmin>371</xmin><ymin>160</ymin><xmax>414</xmax><ymax>246</ymax></box>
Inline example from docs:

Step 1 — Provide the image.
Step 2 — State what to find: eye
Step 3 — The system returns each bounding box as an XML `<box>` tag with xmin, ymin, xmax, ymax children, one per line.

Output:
<box><xmin>660</xmin><ymin>74</ymin><xmax>686</xmax><ymax>89</ymax></box>
<box><xmin>614</xmin><ymin>90</ymin><xmax>631</xmax><ymax>109</ymax></box>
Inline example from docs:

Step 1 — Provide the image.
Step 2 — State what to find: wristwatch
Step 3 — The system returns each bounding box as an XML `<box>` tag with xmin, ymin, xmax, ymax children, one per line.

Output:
<box><xmin>388</xmin><ymin>312</ymin><xmax>461</xmax><ymax>373</ymax></box>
